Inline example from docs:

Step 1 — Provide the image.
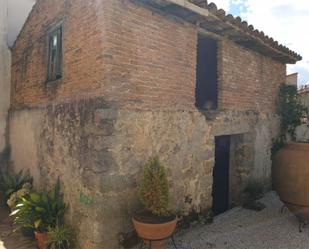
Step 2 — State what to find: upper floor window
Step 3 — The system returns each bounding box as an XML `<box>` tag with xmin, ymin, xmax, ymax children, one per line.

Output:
<box><xmin>47</xmin><ymin>25</ymin><xmax>63</xmax><ymax>82</ymax></box>
<box><xmin>195</xmin><ymin>34</ymin><xmax>218</xmax><ymax>110</ymax></box>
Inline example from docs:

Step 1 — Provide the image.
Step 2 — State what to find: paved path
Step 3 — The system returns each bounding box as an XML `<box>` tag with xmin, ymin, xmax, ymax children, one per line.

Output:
<box><xmin>0</xmin><ymin>208</ymin><xmax>36</xmax><ymax>249</ymax></box>
<box><xmin>165</xmin><ymin>192</ymin><xmax>309</xmax><ymax>249</ymax></box>
<box><xmin>1</xmin><ymin>192</ymin><xmax>307</xmax><ymax>249</ymax></box>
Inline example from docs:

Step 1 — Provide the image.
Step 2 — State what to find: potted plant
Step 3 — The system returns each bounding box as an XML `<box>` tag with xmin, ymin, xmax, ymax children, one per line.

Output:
<box><xmin>7</xmin><ymin>182</ymin><xmax>32</xmax><ymax>210</ymax></box>
<box><xmin>46</xmin><ymin>223</ymin><xmax>75</xmax><ymax>249</ymax></box>
<box><xmin>11</xmin><ymin>178</ymin><xmax>67</xmax><ymax>249</ymax></box>
<box><xmin>272</xmin><ymin>84</ymin><xmax>309</xmax><ymax>220</ymax></box>
<box><xmin>133</xmin><ymin>157</ymin><xmax>177</xmax><ymax>249</ymax></box>
<box><xmin>0</xmin><ymin>169</ymin><xmax>33</xmax><ymax>204</ymax></box>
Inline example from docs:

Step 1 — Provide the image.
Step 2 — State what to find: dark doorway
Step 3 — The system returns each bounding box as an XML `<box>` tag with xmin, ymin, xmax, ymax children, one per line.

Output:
<box><xmin>195</xmin><ymin>34</ymin><xmax>218</xmax><ymax>110</ymax></box>
<box><xmin>213</xmin><ymin>135</ymin><xmax>230</xmax><ymax>215</ymax></box>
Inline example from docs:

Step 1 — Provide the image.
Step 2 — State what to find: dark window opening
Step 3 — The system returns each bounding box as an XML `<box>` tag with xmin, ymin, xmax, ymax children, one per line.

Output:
<box><xmin>196</xmin><ymin>34</ymin><xmax>218</xmax><ymax>110</ymax></box>
<box><xmin>47</xmin><ymin>26</ymin><xmax>63</xmax><ymax>82</ymax></box>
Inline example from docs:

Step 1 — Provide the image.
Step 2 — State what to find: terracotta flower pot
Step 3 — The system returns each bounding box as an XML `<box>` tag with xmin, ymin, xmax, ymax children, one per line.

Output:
<box><xmin>273</xmin><ymin>142</ymin><xmax>309</xmax><ymax>218</ymax></box>
<box><xmin>35</xmin><ymin>231</ymin><xmax>48</xmax><ymax>249</ymax></box>
<box><xmin>132</xmin><ymin>215</ymin><xmax>177</xmax><ymax>249</ymax></box>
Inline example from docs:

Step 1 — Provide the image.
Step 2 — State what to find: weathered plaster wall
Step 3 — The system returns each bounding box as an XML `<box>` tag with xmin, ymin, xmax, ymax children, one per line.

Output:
<box><xmin>9</xmin><ymin>109</ymin><xmax>43</xmax><ymax>185</ymax></box>
<box><xmin>0</xmin><ymin>0</ymin><xmax>11</xmax><ymax>155</ymax></box>
<box><xmin>253</xmin><ymin>114</ymin><xmax>280</xmax><ymax>182</ymax></box>
<box><xmin>10</xmin><ymin>100</ymin><xmax>279</xmax><ymax>249</ymax></box>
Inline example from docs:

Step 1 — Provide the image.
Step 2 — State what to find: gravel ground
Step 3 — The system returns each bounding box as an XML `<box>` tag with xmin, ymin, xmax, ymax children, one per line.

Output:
<box><xmin>162</xmin><ymin>192</ymin><xmax>309</xmax><ymax>249</ymax></box>
<box><xmin>0</xmin><ymin>208</ymin><xmax>36</xmax><ymax>249</ymax></box>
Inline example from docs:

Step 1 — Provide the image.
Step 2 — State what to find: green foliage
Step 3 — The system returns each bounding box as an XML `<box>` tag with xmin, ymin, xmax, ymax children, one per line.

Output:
<box><xmin>271</xmin><ymin>136</ymin><xmax>284</xmax><ymax>159</ymax></box>
<box><xmin>138</xmin><ymin>157</ymin><xmax>170</xmax><ymax>217</ymax></box>
<box><xmin>244</xmin><ymin>181</ymin><xmax>264</xmax><ymax>201</ymax></box>
<box><xmin>11</xmin><ymin>178</ymin><xmax>67</xmax><ymax>232</ymax></box>
<box><xmin>47</xmin><ymin>224</ymin><xmax>75</xmax><ymax>249</ymax></box>
<box><xmin>0</xmin><ymin>169</ymin><xmax>33</xmax><ymax>201</ymax></box>
<box><xmin>242</xmin><ymin>181</ymin><xmax>266</xmax><ymax>211</ymax></box>
<box><xmin>7</xmin><ymin>182</ymin><xmax>32</xmax><ymax>209</ymax></box>
<box><xmin>0</xmin><ymin>147</ymin><xmax>10</xmax><ymax>166</ymax></box>
<box><xmin>278</xmin><ymin>84</ymin><xmax>309</xmax><ymax>139</ymax></box>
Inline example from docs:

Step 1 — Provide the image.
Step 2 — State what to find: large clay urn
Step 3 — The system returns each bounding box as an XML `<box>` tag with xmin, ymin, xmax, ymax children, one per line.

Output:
<box><xmin>273</xmin><ymin>142</ymin><xmax>309</xmax><ymax>218</ymax></box>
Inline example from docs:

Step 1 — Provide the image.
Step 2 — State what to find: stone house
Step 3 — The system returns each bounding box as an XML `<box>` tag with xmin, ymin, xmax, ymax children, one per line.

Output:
<box><xmin>8</xmin><ymin>0</ymin><xmax>301</xmax><ymax>248</ymax></box>
<box><xmin>286</xmin><ymin>72</ymin><xmax>298</xmax><ymax>86</ymax></box>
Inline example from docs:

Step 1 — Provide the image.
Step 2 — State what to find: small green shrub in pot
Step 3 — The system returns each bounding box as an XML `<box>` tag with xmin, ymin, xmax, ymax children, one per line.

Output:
<box><xmin>133</xmin><ymin>157</ymin><xmax>177</xmax><ymax>249</ymax></box>
<box><xmin>138</xmin><ymin>157</ymin><xmax>170</xmax><ymax>217</ymax></box>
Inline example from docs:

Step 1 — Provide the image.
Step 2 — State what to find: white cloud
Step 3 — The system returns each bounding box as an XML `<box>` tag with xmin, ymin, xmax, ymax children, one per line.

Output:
<box><xmin>209</xmin><ymin>0</ymin><xmax>231</xmax><ymax>11</ymax></box>
<box><xmin>240</xmin><ymin>0</ymin><xmax>309</xmax><ymax>86</ymax></box>
<box><xmin>211</xmin><ymin>0</ymin><xmax>309</xmax><ymax>86</ymax></box>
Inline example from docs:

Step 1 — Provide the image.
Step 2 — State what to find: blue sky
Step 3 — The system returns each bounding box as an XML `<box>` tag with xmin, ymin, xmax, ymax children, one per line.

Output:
<box><xmin>212</xmin><ymin>0</ymin><xmax>309</xmax><ymax>86</ymax></box>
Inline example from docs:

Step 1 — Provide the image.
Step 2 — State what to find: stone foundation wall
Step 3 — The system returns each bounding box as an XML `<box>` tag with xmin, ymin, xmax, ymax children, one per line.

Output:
<box><xmin>9</xmin><ymin>99</ymin><xmax>279</xmax><ymax>249</ymax></box>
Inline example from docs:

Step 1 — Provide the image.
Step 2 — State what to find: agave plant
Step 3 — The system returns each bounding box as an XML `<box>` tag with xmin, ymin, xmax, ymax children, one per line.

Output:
<box><xmin>0</xmin><ymin>169</ymin><xmax>33</xmax><ymax>201</ymax></box>
<box><xmin>47</xmin><ymin>224</ymin><xmax>75</xmax><ymax>249</ymax></box>
<box><xmin>11</xmin><ymin>178</ymin><xmax>67</xmax><ymax>232</ymax></box>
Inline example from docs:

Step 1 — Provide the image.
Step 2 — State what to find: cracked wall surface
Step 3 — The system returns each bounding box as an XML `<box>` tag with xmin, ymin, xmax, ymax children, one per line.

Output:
<box><xmin>10</xmin><ymin>100</ymin><xmax>280</xmax><ymax>249</ymax></box>
<box><xmin>0</xmin><ymin>0</ymin><xmax>11</xmax><ymax>156</ymax></box>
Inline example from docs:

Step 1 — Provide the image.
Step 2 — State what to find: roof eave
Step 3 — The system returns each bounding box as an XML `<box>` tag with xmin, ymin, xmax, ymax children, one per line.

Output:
<box><xmin>137</xmin><ymin>0</ymin><xmax>302</xmax><ymax>64</ymax></box>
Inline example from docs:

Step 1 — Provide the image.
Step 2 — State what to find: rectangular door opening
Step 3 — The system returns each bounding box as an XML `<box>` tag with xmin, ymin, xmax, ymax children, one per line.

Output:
<box><xmin>212</xmin><ymin>135</ymin><xmax>230</xmax><ymax>215</ymax></box>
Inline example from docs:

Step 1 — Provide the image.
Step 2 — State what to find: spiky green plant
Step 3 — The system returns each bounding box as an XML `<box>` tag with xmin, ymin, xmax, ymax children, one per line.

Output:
<box><xmin>138</xmin><ymin>157</ymin><xmax>170</xmax><ymax>217</ymax></box>
<box><xmin>47</xmin><ymin>224</ymin><xmax>75</xmax><ymax>249</ymax></box>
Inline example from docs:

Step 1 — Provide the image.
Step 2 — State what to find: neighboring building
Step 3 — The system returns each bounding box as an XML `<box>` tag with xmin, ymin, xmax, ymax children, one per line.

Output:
<box><xmin>0</xmin><ymin>0</ymin><xmax>11</xmax><ymax>158</ymax></box>
<box><xmin>296</xmin><ymin>85</ymin><xmax>309</xmax><ymax>142</ymax></box>
<box><xmin>9</xmin><ymin>0</ymin><xmax>301</xmax><ymax>248</ymax></box>
<box><xmin>298</xmin><ymin>85</ymin><xmax>309</xmax><ymax>106</ymax></box>
<box><xmin>286</xmin><ymin>73</ymin><xmax>298</xmax><ymax>86</ymax></box>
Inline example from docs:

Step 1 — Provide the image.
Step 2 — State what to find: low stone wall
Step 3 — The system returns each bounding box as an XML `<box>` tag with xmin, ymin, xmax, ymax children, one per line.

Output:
<box><xmin>9</xmin><ymin>99</ymin><xmax>279</xmax><ymax>249</ymax></box>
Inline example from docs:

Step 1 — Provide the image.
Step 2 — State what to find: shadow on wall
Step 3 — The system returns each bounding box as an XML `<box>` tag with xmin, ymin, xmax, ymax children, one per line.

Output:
<box><xmin>0</xmin><ymin>147</ymin><xmax>10</xmax><ymax>169</ymax></box>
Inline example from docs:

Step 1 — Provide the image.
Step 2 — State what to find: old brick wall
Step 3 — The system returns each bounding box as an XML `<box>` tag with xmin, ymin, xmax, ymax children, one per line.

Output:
<box><xmin>11</xmin><ymin>0</ymin><xmax>107</xmax><ymax>108</ymax></box>
<box><xmin>11</xmin><ymin>0</ymin><xmax>285</xmax><ymax>113</ymax></box>
<box><xmin>219</xmin><ymin>39</ymin><xmax>286</xmax><ymax>112</ymax></box>
<box><xmin>11</xmin><ymin>0</ymin><xmax>197</xmax><ymax>110</ymax></box>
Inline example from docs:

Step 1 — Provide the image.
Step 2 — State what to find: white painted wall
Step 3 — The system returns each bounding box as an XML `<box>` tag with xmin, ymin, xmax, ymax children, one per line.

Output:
<box><xmin>0</xmin><ymin>0</ymin><xmax>11</xmax><ymax>153</ymax></box>
<box><xmin>0</xmin><ymin>0</ymin><xmax>35</xmax><ymax>154</ymax></box>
